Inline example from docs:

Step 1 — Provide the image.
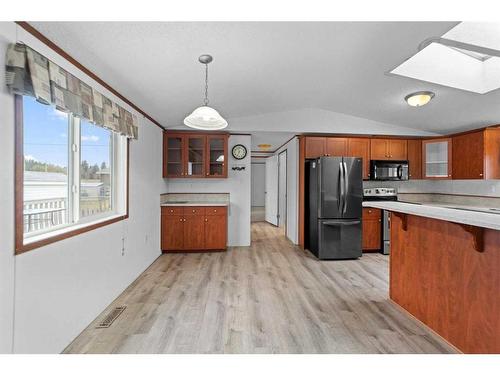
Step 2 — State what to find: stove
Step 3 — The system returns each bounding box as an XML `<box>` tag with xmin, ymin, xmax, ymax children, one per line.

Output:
<box><xmin>363</xmin><ymin>187</ymin><xmax>397</xmax><ymax>255</ymax></box>
<box><xmin>363</xmin><ymin>187</ymin><xmax>397</xmax><ymax>201</ymax></box>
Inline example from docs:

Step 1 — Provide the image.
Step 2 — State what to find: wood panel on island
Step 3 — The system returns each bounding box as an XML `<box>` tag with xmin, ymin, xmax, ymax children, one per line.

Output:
<box><xmin>163</xmin><ymin>131</ymin><xmax>228</xmax><ymax>178</ymax></box>
<box><xmin>161</xmin><ymin>206</ymin><xmax>227</xmax><ymax>252</ymax></box>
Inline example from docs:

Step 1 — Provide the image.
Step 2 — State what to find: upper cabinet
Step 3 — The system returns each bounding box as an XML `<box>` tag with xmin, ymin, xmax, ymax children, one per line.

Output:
<box><xmin>452</xmin><ymin>129</ymin><xmax>500</xmax><ymax>180</ymax></box>
<box><xmin>305</xmin><ymin>137</ymin><xmax>327</xmax><ymax>158</ymax></box>
<box><xmin>370</xmin><ymin>139</ymin><xmax>407</xmax><ymax>160</ymax></box>
<box><xmin>407</xmin><ymin>139</ymin><xmax>422</xmax><ymax>179</ymax></box>
<box><xmin>163</xmin><ymin>132</ymin><xmax>228</xmax><ymax>178</ymax></box>
<box><xmin>422</xmin><ymin>138</ymin><xmax>452</xmax><ymax>179</ymax></box>
<box><xmin>346</xmin><ymin>138</ymin><xmax>371</xmax><ymax>180</ymax></box>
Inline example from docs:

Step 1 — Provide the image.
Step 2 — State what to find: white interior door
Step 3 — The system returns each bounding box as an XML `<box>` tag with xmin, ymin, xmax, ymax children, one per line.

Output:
<box><xmin>278</xmin><ymin>151</ymin><xmax>287</xmax><ymax>228</ymax></box>
<box><xmin>265</xmin><ymin>155</ymin><xmax>278</xmax><ymax>225</ymax></box>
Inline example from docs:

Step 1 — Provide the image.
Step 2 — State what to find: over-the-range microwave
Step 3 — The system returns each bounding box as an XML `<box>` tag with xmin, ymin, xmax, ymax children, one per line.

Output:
<box><xmin>370</xmin><ymin>160</ymin><xmax>409</xmax><ymax>181</ymax></box>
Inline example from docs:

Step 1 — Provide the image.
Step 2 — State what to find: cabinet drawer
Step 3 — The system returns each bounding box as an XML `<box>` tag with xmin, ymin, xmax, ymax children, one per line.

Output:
<box><xmin>205</xmin><ymin>206</ymin><xmax>227</xmax><ymax>216</ymax></box>
<box><xmin>184</xmin><ymin>207</ymin><xmax>206</xmax><ymax>215</ymax></box>
<box><xmin>162</xmin><ymin>206</ymin><xmax>184</xmax><ymax>216</ymax></box>
<box><xmin>363</xmin><ymin>207</ymin><xmax>381</xmax><ymax>220</ymax></box>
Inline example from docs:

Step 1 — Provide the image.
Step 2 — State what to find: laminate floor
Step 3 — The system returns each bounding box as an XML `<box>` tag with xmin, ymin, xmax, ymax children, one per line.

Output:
<box><xmin>64</xmin><ymin>222</ymin><xmax>456</xmax><ymax>354</ymax></box>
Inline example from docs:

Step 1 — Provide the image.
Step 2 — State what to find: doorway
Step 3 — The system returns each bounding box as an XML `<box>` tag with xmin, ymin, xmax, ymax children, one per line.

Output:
<box><xmin>251</xmin><ymin>160</ymin><xmax>266</xmax><ymax>222</ymax></box>
<box><xmin>278</xmin><ymin>150</ymin><xmax>288</xmax><ymax>235</ymax></box>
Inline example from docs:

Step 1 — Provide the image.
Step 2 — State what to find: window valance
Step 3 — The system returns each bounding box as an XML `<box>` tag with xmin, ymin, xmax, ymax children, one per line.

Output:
<box><xmin>5</xmin><ymin>43</ymin><xmax>138</xmax><ymax>139</ymax></box>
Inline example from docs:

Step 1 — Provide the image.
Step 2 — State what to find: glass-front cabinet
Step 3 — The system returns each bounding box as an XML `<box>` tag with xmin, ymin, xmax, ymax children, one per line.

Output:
<box><xmin>186</xmin><ymin>135</ymin><xmax>206</xmax><ymax>177</ymax></box>
<box><xmin>164</xmin><ymin>134</ymin><xmax>185</xmax><ymax>177</ymax></box>
<box><xmin>422</xmin><ymin>138</ymin><xmax>452</xmax><ymax>179</ymax></box>
<box><xmin>163</xmin><ymin>132</ymin><xmax>228</xmax><ymax>178</ymax></box>
<box><xmin>206</xmin><ymin>135</ymin><xmax>227</xmax><ymax>177</ymax></box>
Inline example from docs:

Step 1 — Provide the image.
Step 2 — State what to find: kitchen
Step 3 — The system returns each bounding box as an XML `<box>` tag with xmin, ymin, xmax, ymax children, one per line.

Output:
<box><xmin>1</xmin><ymin>13</ymin><xmax>500</xmax><ymax>371</ymax></box>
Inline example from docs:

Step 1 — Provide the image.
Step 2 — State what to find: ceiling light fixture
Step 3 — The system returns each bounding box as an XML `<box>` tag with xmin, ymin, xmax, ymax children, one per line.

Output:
<box><xmin>184</xmin><ymin>54</ymin><xmax>228</xmax><ymax>130</ymax></box>
<box><xmin>404</xmin><ymin>91</ymin><xmax>435</xmax><ymax>107</ymax></box>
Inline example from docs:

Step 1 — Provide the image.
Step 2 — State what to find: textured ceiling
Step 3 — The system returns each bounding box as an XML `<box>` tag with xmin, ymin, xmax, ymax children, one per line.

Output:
<box><xmin>28</xmin><ymin>21</ymin><xmax>500</xmax><ymax>135</ymax></box>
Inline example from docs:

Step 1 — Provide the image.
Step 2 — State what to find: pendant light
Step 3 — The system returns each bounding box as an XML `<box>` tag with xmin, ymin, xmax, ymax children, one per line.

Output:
<box><xmin>184</xmin><ymin>54</ymin><xmax>228</xmax><ymax>130</ymax></box>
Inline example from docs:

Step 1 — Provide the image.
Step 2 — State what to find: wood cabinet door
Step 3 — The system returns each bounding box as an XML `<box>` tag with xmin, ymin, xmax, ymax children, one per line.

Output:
<box><xmin>407</xmin><ymin>139</ymin><xmax>422</xmax><ymax>179</ymax></box>
<box><xmin>452</xmin><ymin>132</ymin><xmax>484</xmax><ymax>179</ymax></box>
<box><xmin>370</xmin><ymin>139</ymin><xmax>389</xmax><ymax>160</ymax></box>
<box><xmin>326</xmin><ymin>138</ymin><xmax>348</xmax><ymax>156</ymax></box>
<box><xmin>389</xmin><ymin>139</ymin><xmax>407</xmax><ymax>160</ymax></box>
<box><xmin>183</xmin><ymin>215</ymin><xmax>205</xmax><ymax>250</ymax></box>
<box><xmin>204</xmin><ymin>214</ymin><xmax>227</xmax><ymax>250</ymax></box>
<box><xmin>163</xmin><ymin>133</ymin><xmax>185</xmax><ymax>177</ymax></box>
<box><xmin>347</xmin><ymin>138</ymin><xmax>370</xmax><ymax>179</ymax></box>
<box><xmin>185</xmin><ymin>134</ymin><xmax>206</xmax><ymax>178</ymax></box>
<box><xmin>305</xmin><ymin>137</ymin><xmax>326</xmax><ymax>158</ymax></box>
<box><xmin>362</xmin><ymin>208</ymin><xmax>381</xmax><ymax>251</ymax></box>
<box><xmin>206</xmin><ymin>135</ymin><xmax>228</xmax><ymax>178</ymax></box>
<box><xmin>161</xmin><ymin>215</ymin><xmax>185</xmax><ymax>250</ymax></box>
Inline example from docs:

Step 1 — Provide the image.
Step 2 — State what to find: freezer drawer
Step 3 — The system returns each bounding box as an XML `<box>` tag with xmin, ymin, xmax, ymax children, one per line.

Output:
<box><xmin>316</xmin><ymin>219</ymin><xmax>362</xmax><ymax>260</ymax></box>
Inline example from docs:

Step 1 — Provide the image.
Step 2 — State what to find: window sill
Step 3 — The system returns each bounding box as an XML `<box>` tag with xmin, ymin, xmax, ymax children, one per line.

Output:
<box><xmin>17</xmin><ymin>213</ymin><xmax>128</xmax><ymax>255</ymax></box>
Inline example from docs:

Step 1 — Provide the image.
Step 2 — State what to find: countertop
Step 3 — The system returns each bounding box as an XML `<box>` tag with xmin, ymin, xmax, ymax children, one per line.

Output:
<box><xmin>362</xmin><ymin>201</ymin><xmax>500</xmax><ymax>231</ymax></box>
<box><xmin>161</xmin><ymin>202</ymin><xmax>229</xmax><ymax>207</ymax></box>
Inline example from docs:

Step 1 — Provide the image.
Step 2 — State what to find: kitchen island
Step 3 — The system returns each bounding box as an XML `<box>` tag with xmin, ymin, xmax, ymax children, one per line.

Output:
<box><xmin>363</xmin><ymin>201</ymin><xmax>500</xmax><ymax>354</ymax></box>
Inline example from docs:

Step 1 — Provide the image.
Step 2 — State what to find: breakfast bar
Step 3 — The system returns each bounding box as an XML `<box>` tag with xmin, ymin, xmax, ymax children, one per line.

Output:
<box><xmin>363</xmin><ymin>201</ymin><xmax>500</xmax><ymax>353</ymax></box>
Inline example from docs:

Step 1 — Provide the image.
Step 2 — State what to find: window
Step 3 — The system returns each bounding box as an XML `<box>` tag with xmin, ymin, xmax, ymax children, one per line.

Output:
<box><xmin>17</xmin><ymin>96</ymin><xmax>128</xmax><ymax>252</ymax></box>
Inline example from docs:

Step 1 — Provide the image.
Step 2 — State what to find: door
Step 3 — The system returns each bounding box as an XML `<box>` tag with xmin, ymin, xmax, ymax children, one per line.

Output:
<box><xmin>423</xmin><ymin>138</ymin><xmax>452</xmax><ymax>179</ymax></box>
<box><xmin>318</xmin><ymin>157</ymin><xmax>342</xmax><ymax>219</ymax></box>
<box><xmin>452</xmin><ymin>132</ymin><xmax>484</xmax><ymax>179</ymax></box>
<box><xmin>205</xmin><ymin>215</ymin><xmax>227</xmax><ymax>249</ymax></box>
<box><xmin>342</xmin><ymin>157</ymin><xmax>363</xmax><ymax>219</ymax></box>
<box><xmin>265</xmin><ymin>155</ymin><xmax>279</xmax><ymax>225</ymax></box>
<box><xmin>370</xmin><ymin>139</ymin><xmax>389</xmax><ymax>160</ymax></box>
<box><xmin>407</xmin><ymin>139</ymin><xmax>422</xmax><ymax>179</ymax></box>
<box><xmin>164</xmin><ymin>134</ymin><xmax>185</xmax><ymax>177</ymax></box>
<box><xmin>326</xmin><ymin>138</ymin><xmax>348</xmax><ymax>156</ymax></box>
<box><xmin>389</xmin><ymin>140</ymin><xmax>407</xmax><ymax>160</ymax></box>
<box><xmin>362</xmin><ymin>208</ymin><xmax>381</xmax><ymax>251</ymax></box>
<box><xmin>185</xmin><ymin>134</ymin><xmax>206</xmax><ymax>177</ymax></box>
<box><xmin>347</xmin><ymin>138</ymin><xmax>370</xmax><ymax>179</ymax></box>
<box><xmin>251</xmin><ymin>162</ymin><xmax>266</xmax><ymax>207</ymax></box>
<box><xmin>278</xmin><ymin>151</ymin><xmax>287</xmax><ymax>229</ymax></box>
<box><xmin>318</xmin><ymin>219</ymin><xmax>362</xmax><ymax>259</ymax></box>
<box><xmin>305</xmin><ymin>137</ymin><xmax>326</xmax><ymax>158</ymax></box>
<box><xmin>206</xmin><ymin>135</ymin><xmax>228</xmax><ymax>177</ymax></box>
<box><xmin>183</xmin><ymin>215</ymin><xmax>205</xmax><ymax>249</ymax></box>
<box><xmin>161</xmin><ymin>215</ymin><xmax>184</xmax><ymax>250</ymax></box>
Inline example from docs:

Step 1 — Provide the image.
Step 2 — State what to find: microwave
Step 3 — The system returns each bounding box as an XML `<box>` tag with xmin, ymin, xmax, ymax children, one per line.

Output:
<box><xmin>370</xmin><ymin>160</ymin><xmax>409</xmax><ymax>181</ymax></box>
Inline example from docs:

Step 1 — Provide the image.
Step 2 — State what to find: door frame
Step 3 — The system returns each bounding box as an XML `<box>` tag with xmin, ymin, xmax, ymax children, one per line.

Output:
<box><xmin>277</xmin><ymin>149</ymin><xmax>288</xmax><ymax>235</ymax></box>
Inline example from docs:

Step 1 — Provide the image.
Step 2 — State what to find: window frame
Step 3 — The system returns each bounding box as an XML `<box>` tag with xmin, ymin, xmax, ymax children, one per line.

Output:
<box><xmin>15</xmin><ymin>94</ymin><xmax>130</xmax><ymax>255</ymax></box>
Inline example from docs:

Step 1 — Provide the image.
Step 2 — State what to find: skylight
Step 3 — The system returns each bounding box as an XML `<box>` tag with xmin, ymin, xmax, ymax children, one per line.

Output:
<box><xmin>390</xmin><ymin>22</ymin><xmax>500</xmax><ymax>94</ymax></box>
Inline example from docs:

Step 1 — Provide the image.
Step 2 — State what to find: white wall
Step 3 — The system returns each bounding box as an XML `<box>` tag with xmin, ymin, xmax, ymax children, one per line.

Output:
<box><xmin>0</xmin><ymin>22</ymin><xmax>163</xmax><ymax>353</ymax></box>
<box><xmin>164</xmin><ymin>135</ymin><xmax>252</xmax><ymax>247</ymax></box>
<box><xmin>251</xmin><ymin>161</ymin><xmax>265</xmax><ymax>206</ymax></box>
<box><xmin>274</xmin><ymin>137</ymin><xmax>299</xmax><ymax>244</ymax></box>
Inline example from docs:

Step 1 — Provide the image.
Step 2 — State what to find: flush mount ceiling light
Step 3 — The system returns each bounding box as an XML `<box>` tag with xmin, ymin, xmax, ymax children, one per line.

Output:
<box><xmin>390</xmin><ymin>22</ymin><xmax>500</xmax><ymax>94</ymax></box>
<box><xmin>184</xmin><ymin>54</ymin><xmax>228</xmax><ymax>130</ymax></box>
<box><xmin>405</xmin><ymin>91</ymin><xmax>435</xmax><ymax>107</ymax></box>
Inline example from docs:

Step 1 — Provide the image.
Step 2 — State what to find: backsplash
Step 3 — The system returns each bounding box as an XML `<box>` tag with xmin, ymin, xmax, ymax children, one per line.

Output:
<box><xmin>363</xmin><ymin>179</ymin><xmax>500</xmax><ymax>197</ymax></box>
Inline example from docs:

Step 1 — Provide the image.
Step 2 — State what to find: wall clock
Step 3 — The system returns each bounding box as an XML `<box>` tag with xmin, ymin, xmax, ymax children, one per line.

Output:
<box><xmin>231</xmin><ymin>144</ymin><xmax>248</xmax><ymax>160</ymax></box>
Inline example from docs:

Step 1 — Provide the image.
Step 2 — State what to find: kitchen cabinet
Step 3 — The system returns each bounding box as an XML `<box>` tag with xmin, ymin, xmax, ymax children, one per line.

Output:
<box><xmin>163</xmin><ymin>132</ymin><xmax>228</xmax><ymax>178</ymax></box>
<box><xmin>326</xmin><ymin>137</ymin><xmax>348</xmax><ymax>156</ymax></box>
<box><xmin>347</xmin><ymin>138</ymin><xmax>371</xmax><ymax>180</ymax></box>
<box><xmin>362</xmin><ymin>208</ymin><xmax>381</xmax><ymax>251</ymax></box>
<box><xmin>305</xmin><ymin>137</ymin><xmax>327</xmax><ymax>158</ymax></box>
<box><xmin>370</xmin><ymin>139</ymin><xmax>407</xmax><ymax>160</ymax></box>
<box><xmin>407</xmin><ymin>139</ymin><xmax>422</xmax><ymax>179</ymax></box>
<box><xmin>161</xmin><ymin>206</ymin><xmax>227</xmax><ymax>252</ymax></box>
<box><xmin>452</xmin><ymin>129</ymin><xmax>500</xmax><ymax>179</ymax></box>
<box><xmin>422</xmin><ymin>138</ymin><xmax>452</xmax><ymax>179</ymax></box>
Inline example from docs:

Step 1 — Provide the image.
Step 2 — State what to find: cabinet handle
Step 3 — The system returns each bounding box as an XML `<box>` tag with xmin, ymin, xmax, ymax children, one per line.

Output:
<box><xmin>205</xmin><ymin>218</ymin><xmax>208</xmax><ymax>222</ymax></box>
<box><xmin>214</xmin><ymin>209</ymin><xmax>217</xmax><ymax>213</ymax></box>
<box><xmin>179</xmin><ymin>218</ymin><xmax>182</xmax><ymax>222</ymax></box>
<box><xmin>192</xmin><ymin>209</ymin><xmax>196</xmax><ymax>213</ymax></box>
<box><xmin>479</xmin><ymin>173</ymin><xmax>483</xmax><ymax>177</ymax></box>
<box><xmin>170</xmin><ymin>210</ymin><xmax>174</xmax><ymax>213</ymax></box>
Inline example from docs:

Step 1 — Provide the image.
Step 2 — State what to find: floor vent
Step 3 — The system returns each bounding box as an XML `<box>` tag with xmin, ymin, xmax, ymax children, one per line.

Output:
<box><xmin>96</xmin><ymin>306</ymin><xmax>126</xmax><ymax>329</ymax></box>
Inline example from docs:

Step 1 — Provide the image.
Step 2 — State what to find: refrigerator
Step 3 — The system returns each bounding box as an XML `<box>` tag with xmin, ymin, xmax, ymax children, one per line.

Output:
<box><xmin>306</xmin><ymin>157</ymin><xmax>363</xmax><ymax>260</ymax></box>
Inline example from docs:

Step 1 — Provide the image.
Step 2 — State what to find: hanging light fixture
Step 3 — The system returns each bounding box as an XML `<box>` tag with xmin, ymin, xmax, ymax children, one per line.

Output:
<box><xmin>184</xmin><ymin>54</ymin><xmax>228</xmax><ymax>130</ymax></box>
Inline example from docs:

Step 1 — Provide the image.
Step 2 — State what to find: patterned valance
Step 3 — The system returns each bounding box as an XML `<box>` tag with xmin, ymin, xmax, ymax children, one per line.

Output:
<box><xmin>5</xmin><ymin>43</ymin><xmax>138</xmax><ymax>139</ymax></box>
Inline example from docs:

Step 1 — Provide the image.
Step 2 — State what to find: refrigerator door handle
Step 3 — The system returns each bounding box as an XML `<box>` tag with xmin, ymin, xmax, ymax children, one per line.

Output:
<box><xmin>323</xmin><ymin>220</ymin><xmax>361</xmax><ymax>226</ymax></box>
<box><xmin>338</xmin><ymin>162</ymin><xmax>344</xmax><ymax>212</ymax></box>
<box><xmin>343</xmin><ymin>161</ymin><xmax>348</xmax><ymax>215</ymax></box>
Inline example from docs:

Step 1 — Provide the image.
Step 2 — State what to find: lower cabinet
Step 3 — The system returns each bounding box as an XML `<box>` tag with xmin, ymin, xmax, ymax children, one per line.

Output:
<box><xmin>362</xmin><ymin>208</ymin><xmax>381</xmax><ymax>252</ymax></box>
<box><xmin>161</xmin><ymin>206</ymin><xmax>227</xmax><ymax>252</ymax></box>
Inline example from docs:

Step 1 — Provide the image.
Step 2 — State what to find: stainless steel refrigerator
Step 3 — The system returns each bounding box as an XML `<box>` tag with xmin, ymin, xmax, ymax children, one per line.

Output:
<box><xmin>306</xmin><ymin>157</ymin><xmax>363</xmax><ymax>260</ymax></box>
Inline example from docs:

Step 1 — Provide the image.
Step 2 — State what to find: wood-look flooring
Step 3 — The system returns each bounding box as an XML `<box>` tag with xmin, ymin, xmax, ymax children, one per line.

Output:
<box><xmin>64</xmin><ymin>222</ymin><xmax>456</xmax><ymax>354</ymax></box>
